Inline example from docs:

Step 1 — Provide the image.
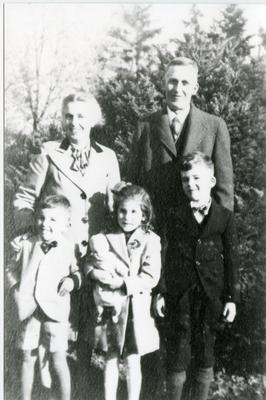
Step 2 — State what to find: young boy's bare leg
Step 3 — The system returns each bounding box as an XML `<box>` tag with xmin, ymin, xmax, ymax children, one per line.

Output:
<box><xmin>105</xmin><ymin>352</ymin><xmax>119</xmax><ymax>400</ymax></box>
<box><xmin>21</xmin><ymin>350</ymin><xmax>38</xmax><ymax>400</ymax></box>
<box><xmin>126</xmin><ymin>354</ymin><xmax>142</xmax><ymax>400</ymax></box>
<box><xmin>50</xmin><ymin>351</ymin><xmax>71</xmax><ymax>400</ymax></box>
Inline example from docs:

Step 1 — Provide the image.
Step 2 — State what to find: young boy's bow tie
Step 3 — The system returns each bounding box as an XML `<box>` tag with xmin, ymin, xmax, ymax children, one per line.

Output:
<box><xmin>41</xmin><ymin>241</ymin><xmax>58</xmax><ymax>254</ymax></box>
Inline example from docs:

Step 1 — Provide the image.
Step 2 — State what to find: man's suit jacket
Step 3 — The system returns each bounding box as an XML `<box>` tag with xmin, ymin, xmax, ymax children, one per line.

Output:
<box><xmin>128</xmin><ymin>104</ymin><xmax>234</xmax><ymax>226</ymax></box>
<box><xmin>164</xmin><ymin>199</ymin><xmax>240</xmax><ymax>317</ymax></box>
<box><xmin>86</xmin><ymin>228</ymin><xmax>161</xmax><ymax>356</ymax></box>
<box><xmin>14</xmin><ymin>139</ymin><xmax>120</xmax><ymax>258</ymax></box>
<box><xmin>6</xmin><ymin>234</ymin><xmax>81</xmax><ymax>322</ymax></box>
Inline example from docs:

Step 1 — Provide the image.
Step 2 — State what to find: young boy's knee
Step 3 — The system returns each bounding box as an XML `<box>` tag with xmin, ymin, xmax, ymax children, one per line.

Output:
<box><xmin>21</xmin><ymin>349</ymin><xmax>38</xmax><ymax>363</ymax></box>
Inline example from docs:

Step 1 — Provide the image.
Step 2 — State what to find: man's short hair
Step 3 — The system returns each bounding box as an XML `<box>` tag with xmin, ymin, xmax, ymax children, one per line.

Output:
<box><xmin>36</xmin><ymin>195</ymin><xmax>72</xmax><ymax>214</ymax></box>
<box><xmin>62</xmin><ymin>92</ymin><xmax>103</xmax><ymax>126</ymax></box>
<box><xmin>181</xmin><ymin>151</ymin><xmax>214</xmax><ymax>174</ymax></box>
<box><xmin>165</xmin><ymin>57</ymin><xmax>198</xmax><ymax>76</ymax></box>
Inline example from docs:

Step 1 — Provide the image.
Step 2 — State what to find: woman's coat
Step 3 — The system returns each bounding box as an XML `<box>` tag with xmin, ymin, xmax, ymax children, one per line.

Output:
<box><xmin>13</xmin><ymin>139</ymin><xmax>120</xmax><ymax>258</ymax></box>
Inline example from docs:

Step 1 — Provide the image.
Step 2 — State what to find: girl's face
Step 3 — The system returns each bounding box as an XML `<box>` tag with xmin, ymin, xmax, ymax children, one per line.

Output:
<box><xmin>117</xmin><ymin>199</ymin><xmax>144</xmax><ymax>233</ymax></box>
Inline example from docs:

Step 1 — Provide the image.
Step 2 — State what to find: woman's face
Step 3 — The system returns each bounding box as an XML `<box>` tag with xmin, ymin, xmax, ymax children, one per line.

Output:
<box><xmin>62</xmin><ymin>101</ymin><xmax>94</xmax><ymax>148</ymax></box>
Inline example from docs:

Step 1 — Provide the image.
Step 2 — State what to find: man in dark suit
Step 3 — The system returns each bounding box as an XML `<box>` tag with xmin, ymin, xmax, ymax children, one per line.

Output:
<box><xmin>128</xmin><ymin>57</ymin><xmax>234</xmax><ymax>234</ymax></box>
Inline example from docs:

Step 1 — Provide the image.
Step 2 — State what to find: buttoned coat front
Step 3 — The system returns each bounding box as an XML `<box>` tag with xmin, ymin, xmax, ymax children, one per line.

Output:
<box><xmin>87</xmin><ymin>228</ymin><xmax>161</xmax><ymax>356</ymax></box>
<box><xmin>128</xmin><ymin>104</ymin><xmax>234</xmax><ymax>228</ymax></box>
<box><xmin>164</xmin><ymin>200</ymin><xmax>240</xmax><ymax>318</ymax></box>
<box><xmin>6</xmin><ymin>234</ymin><xmax>81</xmax><ymax>322</ymax></box>
<box><xmin>13</xmin><ymin>139</ymin><xmax>120</xmax><ymax>258</ymax></box>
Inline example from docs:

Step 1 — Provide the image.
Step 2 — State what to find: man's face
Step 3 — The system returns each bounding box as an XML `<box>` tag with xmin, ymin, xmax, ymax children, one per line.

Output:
<box><xmin>181</xmin><ymin>164</ymin><xmax>216</xmax><ymax>204</ymax></box>
<box><xmin>164</xmin><ymin>65</ymin><xmax>199</xmax><ymax>111</ymax></box>
<box><xmin>36</xmin><ymin>207</ymin><xmax>70</xmax><ymax>243</ymax></box>
<box><xmin>62</xmin><ymin>101</ymin><xmax>93</xmax><ymax>148</ymax></box>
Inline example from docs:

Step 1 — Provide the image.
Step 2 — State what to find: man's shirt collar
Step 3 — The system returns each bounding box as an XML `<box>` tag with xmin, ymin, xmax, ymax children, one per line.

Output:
<box><xmin>167</xmin><ymin>105</ymin><xmax>190</xmax><ymax>125</ymax></box>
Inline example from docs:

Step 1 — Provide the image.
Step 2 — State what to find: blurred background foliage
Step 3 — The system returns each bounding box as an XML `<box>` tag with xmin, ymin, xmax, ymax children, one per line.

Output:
<box><xmin>5</xmin><ymin>4</ymin><xmax>266</xmax><ymax>398</ymax></box>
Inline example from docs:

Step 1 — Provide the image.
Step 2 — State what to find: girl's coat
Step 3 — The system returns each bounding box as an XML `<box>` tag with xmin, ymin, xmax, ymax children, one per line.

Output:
<box><xmin>88</xmin><ymin>227</ymin><xmax>161</xmax><ymax>356</ymax></box>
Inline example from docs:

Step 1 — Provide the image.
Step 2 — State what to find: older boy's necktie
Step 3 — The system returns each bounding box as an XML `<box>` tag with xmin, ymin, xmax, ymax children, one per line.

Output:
<box><xmin>41</xmin><ymin>241</ymin><xmax>58</xmax><ymax>254</ymax></box>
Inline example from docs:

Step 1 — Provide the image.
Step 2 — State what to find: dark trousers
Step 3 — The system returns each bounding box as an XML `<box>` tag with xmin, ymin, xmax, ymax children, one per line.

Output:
<box><xmin>165</xmin><ymin>285</ymin><xmax>216</xmax><ymax>374</ymax></box>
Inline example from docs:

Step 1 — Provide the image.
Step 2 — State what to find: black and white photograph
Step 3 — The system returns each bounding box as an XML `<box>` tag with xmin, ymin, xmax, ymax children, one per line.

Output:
<box><xmin>3</xmin><ymin>2</ymin><xmax>266</xmax><ymax>400</ymax></box>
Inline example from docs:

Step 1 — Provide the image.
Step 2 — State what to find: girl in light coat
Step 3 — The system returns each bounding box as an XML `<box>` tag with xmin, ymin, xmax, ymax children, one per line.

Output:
<box><xmin>85</xmin><ymin>184</ymin><xmax>161</xmax><ymax>400</ymax></box>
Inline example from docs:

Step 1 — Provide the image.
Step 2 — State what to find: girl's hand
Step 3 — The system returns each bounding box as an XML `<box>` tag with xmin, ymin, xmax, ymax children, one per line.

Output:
<box><xmin>90</xmin><ymin>269</ymin><xmax>113</xmax><ymax>285</ymax></box>
<box><xmin>58</xmin><ymin>277</ymin><xmax>74</xmax><ymax>296</ymax></box>
<box><xmin>106</xmin><ymin>276</ymin><xmax>124</xmax><ymax>290</ymax></box>
<box><xmin>153</xmin><ymin>293</ymin><xmax>165</xmax><ymax>318</ymax></box>
<box><xmin>223</xmin><ymin>302</ymin><xmax>236</xmax><ymax>323</ymax></box>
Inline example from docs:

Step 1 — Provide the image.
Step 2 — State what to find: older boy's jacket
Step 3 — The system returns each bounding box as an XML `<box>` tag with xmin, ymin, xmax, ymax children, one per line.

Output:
<box><xmin>6</xmin><ymin>234</ymin><xmax>82</xmax><ymax>322</ymax></box>
<box><xmin>163</xmin><ymin>199</ymin><xmax>239</xmax><ymax>316</ymax></box>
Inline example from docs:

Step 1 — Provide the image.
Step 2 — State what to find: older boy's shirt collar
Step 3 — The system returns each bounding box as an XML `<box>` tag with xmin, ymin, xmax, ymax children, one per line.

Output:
<box><xmin>190</xmin><ymin>198</ymin><xmax>212</xmax><ymax>224</ymax></box>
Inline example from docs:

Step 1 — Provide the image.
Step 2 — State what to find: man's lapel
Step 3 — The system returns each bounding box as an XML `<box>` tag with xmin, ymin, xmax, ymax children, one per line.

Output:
<box><xmin>155</xmin><ymin>109</ymin><xmax>177</xmax><ymax>157</ymax></box>
<box><xmin>183</xmin><ymin>104</ymin><xmax>208</xmax><ymax>154</ymax></box>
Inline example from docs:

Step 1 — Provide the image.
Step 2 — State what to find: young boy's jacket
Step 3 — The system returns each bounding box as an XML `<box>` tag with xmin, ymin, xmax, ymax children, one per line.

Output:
<box><xmin>163</xmin><ymin>199</ymin><xmax>240</xmax><ymax>317</ymax></box>
<box><xmin>6</xmin><ymin>233</ymin><xmax>82</xmax><ymax>322</ymax></box>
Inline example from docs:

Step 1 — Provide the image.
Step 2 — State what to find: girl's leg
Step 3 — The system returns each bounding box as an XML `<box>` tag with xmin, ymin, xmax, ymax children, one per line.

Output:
<box><xmin>21</xmin><ymin>349</ymin><xmax>38</xmax><ymax>400</ymax></box>
<box><xmin>50</xmin><ymin>351</ymin><xmax>71</xmax><ymax>400</ymax></box>
<box><xmin>105</xmin><ymin>353</ymin><xmax>120</xmax><ymax>400</ymax></box>
<box><xmin>126</xmin><ymin>354</ymin><xmax>142</xmax><ymax>400</ymax></box>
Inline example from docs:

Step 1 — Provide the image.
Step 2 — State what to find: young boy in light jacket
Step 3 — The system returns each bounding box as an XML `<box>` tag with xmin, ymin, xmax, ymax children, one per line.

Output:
<box><xmin>6</xmin><ymin>195</ymin><xmax>82</xmax><ymax>400</ymax></box>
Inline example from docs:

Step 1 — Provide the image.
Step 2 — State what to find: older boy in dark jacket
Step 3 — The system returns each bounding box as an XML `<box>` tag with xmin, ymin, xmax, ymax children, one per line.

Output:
<box><xmin>155</xmin><ymin>151</ymin><xmax>239</xmax><ymax>400</ymax></box>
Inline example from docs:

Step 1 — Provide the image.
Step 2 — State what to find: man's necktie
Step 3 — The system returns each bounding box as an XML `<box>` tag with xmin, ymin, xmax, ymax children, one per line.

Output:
<box><xmin>41</xmin><ymin>241</ymin><xmax>58</xmax><ymax>254</ymax></box>
<box><xmin>171</xmin><ymin>116</ymin><xmax>181</xmax><ymax>143</ymax></box>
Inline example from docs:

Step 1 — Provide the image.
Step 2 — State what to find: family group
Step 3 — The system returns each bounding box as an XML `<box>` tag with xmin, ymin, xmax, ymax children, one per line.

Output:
<box><xmin>6</xmin><ymin>57</ymin><xmax>239</xmax><ymax>400</ymax></box>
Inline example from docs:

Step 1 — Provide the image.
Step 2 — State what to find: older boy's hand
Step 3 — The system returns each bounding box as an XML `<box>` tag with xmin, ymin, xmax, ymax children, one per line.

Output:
<box><xmin>153</xmin><ymin>293</ymin><xmax>165</xmax><ymax>318</ymax></box>
<box><xmin>58</xmin><ymin>277</ymin><xmax>74</xmax><ymax>296</ymax></box>
<box><xmin>223</xmin><ymin>302</ymin><xmax>236</xmax><ymax>323</ymax></box>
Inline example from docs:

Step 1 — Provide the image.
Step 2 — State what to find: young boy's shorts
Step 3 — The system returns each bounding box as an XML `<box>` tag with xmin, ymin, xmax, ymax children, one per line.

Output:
<box><xmin>17</xmin><ymin>307</ymin><xmax>69</xmax><ymax>352</ymax></box>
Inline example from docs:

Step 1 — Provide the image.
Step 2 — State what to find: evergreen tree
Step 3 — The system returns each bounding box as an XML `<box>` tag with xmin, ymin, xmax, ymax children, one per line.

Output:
<box><xmin>97</xmin><ymin>4</ymin><xmax>161</xmax><ymax>77</ymax></box>
<box><xmin>94</xmin><ymin>5</ymin><xmax>162</xmax><ymax>175</ymax></box>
